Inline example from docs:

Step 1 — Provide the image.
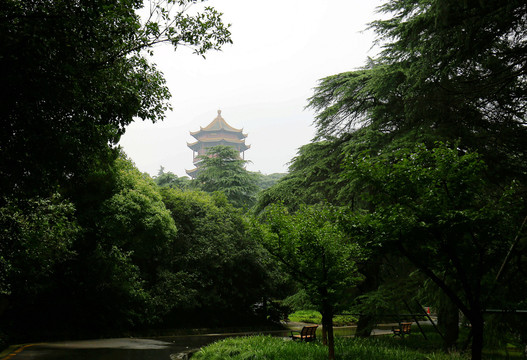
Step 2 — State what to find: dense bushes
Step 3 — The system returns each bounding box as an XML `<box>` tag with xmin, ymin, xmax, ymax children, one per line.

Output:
<box><xmin>0</xmin><ymin>155</ymin><xmax>272</xmax><ymax>342</ymax></box>
<box><xmin>157</xmin><ymin>187</ymin><xmax>269</xmax><ymax>326</ymax></box>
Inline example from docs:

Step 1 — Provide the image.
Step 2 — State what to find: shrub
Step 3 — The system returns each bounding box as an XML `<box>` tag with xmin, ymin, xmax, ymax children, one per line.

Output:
<box><xmin>192</xmin><ymin>335</ymin><xmax>470</xmax><ymax>360</ymax></box>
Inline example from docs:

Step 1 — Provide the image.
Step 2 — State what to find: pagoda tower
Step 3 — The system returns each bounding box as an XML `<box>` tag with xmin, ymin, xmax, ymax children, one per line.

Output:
<box><xmin>186</xmin><ymin>110</ymin><xmax>250</xmax><ymax>178</ymax></box>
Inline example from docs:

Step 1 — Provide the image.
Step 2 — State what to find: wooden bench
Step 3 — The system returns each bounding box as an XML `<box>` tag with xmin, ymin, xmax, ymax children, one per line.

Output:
<box><xmin>290</xmin><ymin>325</ymin><xmax>318</xmax><ymax>342</ymax></box>
<box><xmin>392</xmin><ymin>322</ymin><xmax>412</xmax><ymax>337</ymax></box>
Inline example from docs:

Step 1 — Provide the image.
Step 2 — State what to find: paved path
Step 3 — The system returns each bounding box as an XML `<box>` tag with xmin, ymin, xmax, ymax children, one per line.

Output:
<box><xmin>0</xmin><ymin>322</ymin><xmax>404</xmax><ymax>359</ymax></box>
<box><xmin>1</xmin><ymin>338</ymin><xmax>188</xmax><ymax>360</ymax></box>
<box><xmin>1</xmin><ymin>333</ymin><xmax>284</xmax><ymax>360</ymax></box>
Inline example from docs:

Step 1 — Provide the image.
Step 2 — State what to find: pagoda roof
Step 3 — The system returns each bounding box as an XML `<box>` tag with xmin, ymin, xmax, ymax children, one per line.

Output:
<box><xmin>187</xmin><ymin>137</ymin><xmax>250</xmax><ymax>151</ymax></box>
<box><xmin>186</xmin><ymin>167</ymin><xmax>199</xmax><ymax>178</ymax></box>
<box><xmin>190</xmin><ymin>110</ymin><xmax>247</xmax><ymax>139</ymax></box>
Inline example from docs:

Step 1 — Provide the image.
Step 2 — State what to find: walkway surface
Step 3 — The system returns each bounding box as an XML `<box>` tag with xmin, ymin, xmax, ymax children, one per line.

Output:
<box><xmin>0</xmin><ymin>322</ymin><xmax>410</xmax><ymax>360</ymax></box>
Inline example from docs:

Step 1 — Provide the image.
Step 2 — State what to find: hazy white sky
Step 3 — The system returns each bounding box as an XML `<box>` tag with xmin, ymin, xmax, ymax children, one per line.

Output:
<box><xmin>118</xmin><ymin>0</ymin><xmax>384</xmax><ymax>177</ymax></box>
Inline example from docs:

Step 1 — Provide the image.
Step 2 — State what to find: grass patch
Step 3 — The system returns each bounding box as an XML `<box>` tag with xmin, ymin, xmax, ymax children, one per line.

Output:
<box><xmin>193</xmin><ymin>336</ymin><xmax>327</xmax><ymax>360</ymax></box>
<box><xmin>191</xmin><ymin>335</ymin><xmax>469</xmax><ymax>360</ymax></box>
<box><xmin>288</xmin><ymin>310</ymin><xmax>357</xmax><ymax>326</ymax></box>
<box><xmin>288</xmin><ymin>310</ymin><xmax>321</xmax><ymax>324</ymax></box>
<box><xmin>193</xmin><ymin>325</ymin><xmax>521</xmax><ymax>359</ymax></box>
<box><xmin>334</xmin><ymin>314</ymin><xmax>358</xmax><ymax>326</ymax></box>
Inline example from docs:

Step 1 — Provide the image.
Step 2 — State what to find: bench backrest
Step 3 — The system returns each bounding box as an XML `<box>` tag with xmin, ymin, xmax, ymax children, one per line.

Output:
<box><xmin>301</xmin><ymin>326</ymin><xmax>318</xmax><ymax>338</ymax></box>
<box><xmin>401</xmin><ymin>322</ymin><xmax>412</xmax><ymax>332</ymax></box>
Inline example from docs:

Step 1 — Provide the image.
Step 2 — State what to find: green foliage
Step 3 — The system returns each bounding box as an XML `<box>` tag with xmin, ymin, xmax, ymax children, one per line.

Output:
<box><xmin>351</xmin><ymin>263</ymin><xmax>425</xmax><ymax>320</ymax></box>
<box><xmin>288</xmin><ymin>310</ymin><xmax>357</xmax><ymax>326</ymax></box>
<box><xmin>309</xmin><ymin>0</ymin><xmax>527</xmax><ymax>181</ymax></box>
<box><xmin>347</xmin><ymin>142</ymin><xmax>526</xmax><ymax>357</ymax></box>
<box><xmin>254</xmin><ymin>172</ymin><xmax>287</xmax><ymax>191</ymax></box>
<box><xmin>85</xmin><ymin>243</ymin><xmax>150</xmax><ymax>328</ymax></box>
<box><xmin>282</xmin><ymin>289</ymin><xmax>316</xmax><ymax>312</ymax></box>
<box><xmin>97</xmin><ymin>157</ymin><xmax>178</xmax><ymax>283</ymax></box>
<box><xmin>154</xmin><ymin>166</ymin><xmax>192</xmax><ymax>190</ymax></box>
<box><xmin>59</xmin><ymin>155</ymin><xmax>178</xmax><ymax>331</ymax></box>
<box><xmin>255</xmin><ymin>204</ymin><xmax>362</xmax><ymax>311</ymax></box>
<box><xmin>0</xmin><ymin>155</ymin><xmax>181</xmax><ymax>339</ymax></box>
<box><xmin>0</xmin><ymin>194</ymin><xmax>81</xmax><ymax>340</ymax></box>
<box><xmin>254</xmin><ymin>139</ymin><xmax>352</xmax><ymax>213</ymax></box>
<box><xmin>0</xmin><ymin>0</ymin><xmax>249</xmax><ymax>340</ymax></box>
<box><xmin>346</xmin><ymin>142</ymin><xmax>524</xmax><ymax>297</ymax></box>
<box><xmin>254</xmin><ymin>203</ymin><xmax>364</xmax><ymax>358</ymax></box>
<box><xmin>0</xmin><ymin>194</ymin><xmax>78</xmax><ymax>296</ymax></box>
<box><xmin>0</xmin><ymin>0</ymin><xmax>231</xmax><ymax>199</ymax></box>
<box><xmin>304</xmin><ymin>2</ymin><xmax>527</xmax><ymax>354</ymax></box>
<box><xmin>197</xmin><ymin>146</ymin><xmax>260</xmax><ymax>208</ymax></box>
<box><xmin>288</xmin><ymin>310</ymin><xmax>323</xmax><ymax>324</ymax></box>
<box><xmin>192</xmin><ymin>335</ymin><xmax>469</xmax><ymax>360</ymax></box>
<box><xmin>159</xmin><ymin>187</ymin><xmax>268</xmax><ymax>325</ymax></box>
<box><xmin>193</xmin><ymin>335</ymin><xmax>328</xmax><ymax>360</ymax></box>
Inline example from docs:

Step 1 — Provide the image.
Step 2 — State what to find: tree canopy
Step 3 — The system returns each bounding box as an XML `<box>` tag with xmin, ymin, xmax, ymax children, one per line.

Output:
<box><xmin>309</xmin><ymin>0</ymin><xmax>527</xmax><ymax>182</ymax></box>
<box><xmin>252</xmin><ymin>1</ymin><xmax>527</xmax><ymax>358</ymax></box>
<box><xmin>0</xmin><ymin>0</ymin><xmax>246</xmax><ymax>344</ymax></box>
<box><xmin>254</xmin><ymin>203</ymin><xmax>362</xmax><ymax>360</ymax></box>
<box><xmin>253</xmin><ymin>137</ymin><xmax>353</xmax><ymax>213</ymax></box>
<box><xmin>154</xmin><ymin>166</ymin><xmax>192</xmax><ymax>190</ymax></box>
<box><xmin>347</xmin><ymin>142</ymin><xmax>525</xmax><ymax>356</ymax></box>
<box><xmin>196</xmin><ymin>145</ymin><xmax>260</xmax><ymax>208</ymax></box>
<box><xmin>0</xmin><ymin>0</ymin><xmax>231</xmax><ymax>199</ymax></box>
<box><xmin>159</xmin><ymin>187</ymin><xmax>269</xmax><ymax>326</ymax></box>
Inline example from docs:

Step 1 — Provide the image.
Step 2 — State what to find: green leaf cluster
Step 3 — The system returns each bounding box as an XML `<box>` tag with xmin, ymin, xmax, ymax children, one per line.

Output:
<box><xmin>0</xmin><ymin>0</ymin><xmax>231</xmax><ymax>199</ymax></box>
<box><xmin>196</xmin><ymin>145</ymin><xmax>260</xmax><ymax>209</ymax></box>
<box><xmin>256</xmin><ymin>1</ymin><xmax>527</xmax><ymax>356</ymax></box>
<box><xmin>0</xmin><ymin>194</ymin><xmax>78</xmax><ymax>297</ymax></box>
<box><xmin>159</xmin><ymin>187</ymin><xmax>267</xmax><ymax>324</ymax></box>
<box><xmin>154</xmin><ymin>166</ymin><xmax>192</xmax><ymax>190</ymax></box>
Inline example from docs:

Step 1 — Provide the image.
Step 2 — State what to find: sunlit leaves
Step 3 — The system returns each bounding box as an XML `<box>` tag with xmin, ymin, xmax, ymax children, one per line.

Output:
<box><xmin>143</xmin><ymin>1</ymin><xmax>232</xmax><ymax>57</ymax></box>
<box><xmin>256</xmin><ymin>203</ymin><xmax>363</xmax><ymax>309</ymax></box>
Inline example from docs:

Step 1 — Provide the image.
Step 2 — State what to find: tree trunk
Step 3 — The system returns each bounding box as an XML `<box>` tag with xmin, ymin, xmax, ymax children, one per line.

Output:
<box><xmin>0</xmin><ymin>295</ymin><xmax>8</xmax><ymax>318</ymax></box>
<box><xmin>354</xmin><ymin>257</ymin><xmax>380</xmax><ymax>337</ymax></box>
<box><xmin>355</xmin><ymin>314</ymin><xmax>375</xmax><ymax>337</ymax></box>
<box><xmin>470</xmin><ymin>313</ymin><xmax>484</xmax><ymax>360</ymax></box>
<box><xmin>438</xmin><ymin>294</ymin><xmax>459</xmax><ymax>351</ymax></box>
<box><xmin>322</xmin><ymin>306</ymin><xmax>335</xmax><ymax>360</ymax></box>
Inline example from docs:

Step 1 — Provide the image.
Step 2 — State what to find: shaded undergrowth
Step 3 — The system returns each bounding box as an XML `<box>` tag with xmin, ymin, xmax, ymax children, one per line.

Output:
<box><xmin>192</xmin><ymin>324</ymin><xmax>525</xmax><ymax>360</ymax></box>
<box><xmin>288</xmin><ymin>310</ymin><xmax>358</xmax><ymax>326</ymax></box>
<box><xmin>191</xmin><ymin>335</ymin><xmax>468</xmax><ymax>360</ymax></box>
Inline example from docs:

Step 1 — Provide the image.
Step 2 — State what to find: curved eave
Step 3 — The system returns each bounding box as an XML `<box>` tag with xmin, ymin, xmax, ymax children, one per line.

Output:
<box><xmin>198</xmin><ymin>137</ymin><xmax>247</xmax><ymax>144</ymax></box>
<box><xmin>202</xmin><ymin>118</ymin><xmax>243</xmax><ymax>133</ymax></box>
<box><xmin>188</xmin><ymin>137</ymin><xmax>249</xmax><ymax>149</ymax></box>
<box><xmin>187</xmin><ymin>140</ymin><xmax>200</xmax><ymax>151</ymax></box>
<box><xmin>186</xmin><ymin>167</ymin><xmax>199</xmax><ymax>178</ymax></box>
<box><xmin>190</xmin><ymin>128</ymin><xmax>246</xmax><ymax>140</ymax></box>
